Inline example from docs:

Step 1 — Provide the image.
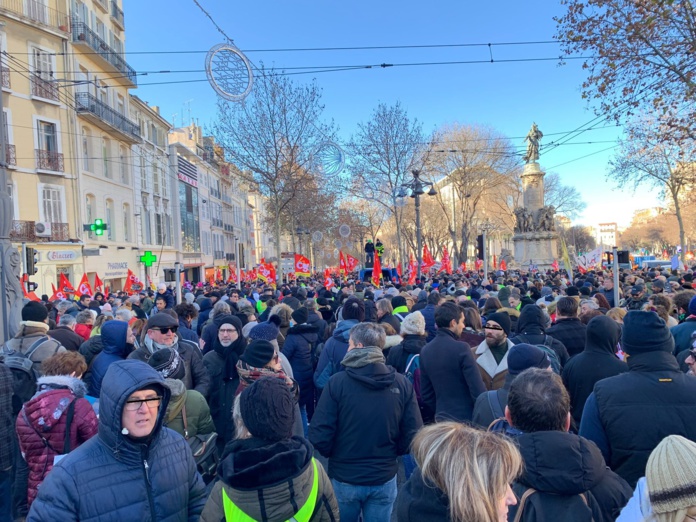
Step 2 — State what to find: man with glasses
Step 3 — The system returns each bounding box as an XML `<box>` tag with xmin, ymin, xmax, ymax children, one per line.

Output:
<box><xmin>473</xmin><ymin>312</ymin><xmax>514</xmax><ymax>391</ymax></box>
<box><xmin>28</xmin><ymin>359</ymin><xmax>207</xmax><ymax>521</ymax></box>
<box><xmin>128</xmin><ymin>312</ymin><xmax>210</xmax><ymax>399</ymax></box>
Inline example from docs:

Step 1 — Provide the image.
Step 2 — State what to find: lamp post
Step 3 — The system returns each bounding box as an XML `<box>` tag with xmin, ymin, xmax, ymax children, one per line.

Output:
<box><xmin>480</xmin><ymin>220</ymin><xmax>495</xmax><ymax>282</ymax></box>
<box><xmin>397</xmin><ymin>170</ymin><xmax>437</xmax><ymax>280</ymax></box>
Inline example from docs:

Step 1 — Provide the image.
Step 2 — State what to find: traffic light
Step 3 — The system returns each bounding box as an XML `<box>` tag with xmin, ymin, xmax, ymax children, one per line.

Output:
<box><xmin>90</xmin><ymin>219</ymin><xmax>108</xmax><ymax>236</ymax></box>
<box><xmin>27</xmin><ymin>281</ymin><xmax>38</xmax><ymax>292</ymax></box>
<box><xmin>617</xmin><ymin>250</ymin><xmax>630</xmax><ymax>264</ymax></box>
<box><xmin>26</xmin><ymin>247</ymin><xmax>38</xmax><ymax>275</ymax></box>
<box><xmin>476</xmin><ymin>235</ymin><xmax>484</xmax><ymax>260</ymax></box>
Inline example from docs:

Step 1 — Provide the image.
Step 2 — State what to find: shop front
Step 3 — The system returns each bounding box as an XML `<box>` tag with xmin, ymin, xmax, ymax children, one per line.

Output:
<box><xmin>34</xmin><ymin>246</ymin><xmax>85</xmax><ymax>298</ymax></box>
<box><xmin>83</xmin><ymin>250</ymin><xmax>140</xmax><ymax>293</ymax></box>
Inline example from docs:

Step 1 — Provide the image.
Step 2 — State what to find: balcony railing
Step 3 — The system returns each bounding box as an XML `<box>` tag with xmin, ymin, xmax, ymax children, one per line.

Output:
<box><xmin>0</xmin><ymin>0</ymin><xmax>70</xmax><ymax>33</ymax></box>
<box><xmin>5</xmin><ymin>144</ymin><xmax>16</xmax><ymax>166</ymax></box>
<box><xmin>36</xmin><ymin>149</ymin><xmax>64</xmax><ymax>172</ymax></box>
<box><xmin>31</xmin><ymin>74</ymin><xmax>59</xmax><ymax>101</ymax></box>
<box><xmin>75</xmin><ymin>92</ymin><xmax>141</xmax><ymax>141</ymax></box>
<box><xmin>1</xmin><ymin>65</ymin><xmax>9</xmax><ymax>89</ymax></box>
<box><xmin>10</xmin><ymin>221</ymin><xmax>70</xmax><ymax>242</ymax></box>
<box><xmin>71</xmin><ymin>20</ymin><xmax>137</xmax><ymax>86</ymax></box>
<box><xmin>110</xmin><ymin>0</ymin><xmax>124</xmax><ymax>29</ymax></box>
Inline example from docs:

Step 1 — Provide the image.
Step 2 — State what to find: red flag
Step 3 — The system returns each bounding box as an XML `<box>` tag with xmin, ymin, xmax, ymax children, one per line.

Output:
<box><xmin>94</xmin><ymin>273</ymin><xmax>104</xmax><ymax>293</ymax></box>
<box><xmin>294</xmin><ymin>254</ymin><xmax>311</xmax><ymax>277</ymax></box>
<box><xmin>104</xmin><ymin>285</ymin><xmax>110</xmax><ymax>299</ymax></box>
<box><xmin>422</xmin><ymin>244</ymin><xmax>435</xmax><ymax>270</ymax></box>
<box><xmin>324</xmin><ymin>268</ymin><xmax>335</xmax><ymax>290</ymax></box>
<box><xmin>552</xmin><ymin>259</ymin><xmax>559</xmax><ymax>271</ymax></box>
<box><xmin>49</xmin><ymin>283</ymin><xmax>65</xmax><ymax>301</ymax></box>
<box><xmin>372</xmin><ymin>251</ymin><xmax>382</xmax><ymax>287</ymax></box>
<box><xmin>475</xmin><ymin>259</ymin><xmax>483</xmax><ymax>270</ymax></box>
<box><xmin>346</xmin><ymin>254</ymin><xmax>359</xmax><ymax>272</ymax></box>
<box><xmin>407</xmin><ymin>254</ymin><xmax>417</xmax><ymax>285</ymax></box>
<box><xmin>397</xmin><ymin>264</ymin><xmax>402</xmax><ymax>278</ymax></box>
<box><xmin>59</xmin><ymin>273</ymin><xmax>76</xmax><ymax>295</ymax></box>
<box><xmin>441</xmin><ymin>246</ymin><xmax>452</xmax><ymax>274</ymax></box>
<box><xmin>257</xmin><ymin>262</ymin><xmax>272</xmax><ymax>283</ymax></box>
<box><xmin>228</xmin><ymin>265</ymin><xmax>237</xmax><ymax>283</ymax></box>
<box><xmin>500</xmin><ymin>259</ymin><xmax>507</xmax><ymax>271</ymax></box>
<box><xmin>77</xmin><ymin>273</ymin><xmax>93</xmax><ymax>297</ymax></box>
<box><xmin>459</xmin><ymin>262</ymin><xmax>467</xmax><ymax>273</ymax></box>
<box><xmin>20</xmin><ymin>274</ymin><xmax>40</xmax><ymax>301</ymax></box>
<box><xmin>123</xmin><ymin>269</ymin><xmax>142</xmax><ymax>295</ymax></box>
<box><xmin>493</xmin><ymin>254</ymin><xmax>497</xmax><ymax>270</ymax></box>
<box><xmin>339</xmin><ymin>251</ymin><xmax>347</xmax><ymax>275</ymax></box>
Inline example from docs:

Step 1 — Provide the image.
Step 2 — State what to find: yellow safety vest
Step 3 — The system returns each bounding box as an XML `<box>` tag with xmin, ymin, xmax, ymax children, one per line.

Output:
<box><xmin>222</xmin><ymin>458</ymin><xmax>320</xmax><ymax>522</ymax></box>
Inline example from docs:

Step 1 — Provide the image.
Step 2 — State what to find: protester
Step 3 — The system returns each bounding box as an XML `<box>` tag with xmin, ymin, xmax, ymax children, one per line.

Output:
<box><xmin>376</xmin><ymin>299</ymin><xmax>401</xmax><ymax>333</ymax></box>
<box><xmin>395</xmin><ymin>422</ymin><xmax>522</xmax><ymax>522</ymax></box>
<box><xmin>509</xmin><ymin>304</ymin><xmax>570</xmax><ymax>369</ymax></box>
<box><xmin>27</xmin><ymin>360</ymin><xmax>207</xmax><ymax>521</ymax></box>
<box><xmin>173</xmin><ymin>303</ymin><xmax>199</xmax><ymax>344</ymax></box>
<box><xmin>47</xmin><ymin>315</ymin><xmax>84</xmax><ymax>352</ymax></box>
<box><xmin>546</xmin><ymin>296</ymin><xmax>587</xmax><ymax>358</ymax></box>
<box><xmin>88</xmin><ymin>321</ymin><xmax>134</xmax><ymax>397</ymax></box>
<box><xmin>671</xmin><ymin>295</ymin><xmax>696</xmax><ymax>355</ymax></box>
<box><xmin>386</xmin><ymin>312</ymin><xmax>426</xmax><ymax>374</ymax></box>
<box><xmin>200</xmin><ymin>377</ymin><xmax>340</xmax><ymax>522</ymax></box>
<box><xmin>420</xmin><ymin>292</ymin><xmax>444</xmax><ymax>343</ymax></box>
<box><xmin>73</xmin><ymin>310</ymin><xmax>93</xmax><ymax>341</ymax></box>
<box><xmin>473</xmin><ymin>311</ymin><xmax>514</xmax><ymax>391</ymax></box>
<box><xmin>310</xmin><ymin>323</ymin><xmax>422</xmax><ymax>522</ymax></box>
<box><xmin>4</xmin><ymin>302</ymin><xmax>64</xmax><ymax>375</ymax></box>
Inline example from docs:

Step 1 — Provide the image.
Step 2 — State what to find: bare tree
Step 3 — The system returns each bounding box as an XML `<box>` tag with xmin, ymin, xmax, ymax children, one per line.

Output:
<box><xmin>559</xmin><ymin>225</ymin><xmax>597</xmax><ymax>254</ymax></box>
<box><xmin>544</xmin><ymin>172</ymin><xmax>587</xmax><ymax>219</ymax></box>
<box><xmin>347</xmin><ymin>102</ymin><xmax>425</xmax><ymax>268</ymax></box>
<box><xmin>213</xmin><ymin>68</ymin><xmax>334</xmax><ymax>280</ymax></box>
<box><xmin>609</xmin><ymin>116</ymin><xmax>696</xmax><ymax>263</ymax></box>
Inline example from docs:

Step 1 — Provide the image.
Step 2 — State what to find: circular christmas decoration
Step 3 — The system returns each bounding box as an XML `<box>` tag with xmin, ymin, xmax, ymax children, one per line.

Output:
<box><xmin>205</xmin><ymin>43</ymin><xmax>254</xmax><ymax>102</ymax></box>
<box><xmin>312</xmin><ymin>231</ymin><xmax>323</xmax><ymax>243</ymax></box>
<box><xmin>334</xmin><ymin>239</ymin><xmax>342</xmax><ymax>249</ymax></box>
<box><xmin>339</xmin><ymin>224</ymin><xmax>351</xmax><ymax>238</ymax></box>
<box><xmin>333</xmin><ymin>248</ymin><xmax>339</xmax><ymax>256</ymax></box>
<box><xmin>315</xmin><ymin>141</ymin><xmax>345</xmax><ymax>176</ymax></box>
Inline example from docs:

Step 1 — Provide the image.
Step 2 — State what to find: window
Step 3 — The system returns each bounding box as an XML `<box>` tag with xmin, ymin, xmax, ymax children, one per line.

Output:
<box><xmin>82</xmin><ymin>127</ymin><xmax>91</xmax><ymax>171</ymax></box>
<box><xmin>155</xmin><ymin>213</ymin><xmax>164</xmax><ymax>245</ymax></box>
<box><xmin>141</xmin><ymin>194</ymin><xmax>152</xmax><ymax>244</ymax></box>
<box><xmin>102</xmin><ymin>137</ymin><xmax>110</xmax><ymax>178</ymax></box>
<box><xmin>140</xmin><ymin>153</ymin><xmax>147</xmax><ymax>190</ymax></box>
<box><xmin>119</xmin><ymin>145</ymin><xmax>128</xmax><ymax>184</ymax></box>
<box><xmin>31</xmin><ymin>47</ymin><xmax>53</xmax><ymax>81</ymax></box>
<box><xmin>116</xmin><ymin>94</ymin><xmax>125</xmax><ymax>115</ymax></box>
<box><xmin>153</xmin><ymin>163</ymin><xmax>160</xmax><ymax>193</ymax></box>
<box><xmin>37</xmin><ymin>121</ymin><xmax>57</xmax><ymax>152</ymax></box>
<box><xmin>161</xmin><ymin>163</ymin><xmax>168</xmax><ymax>197</ymax></box>
<box><xmin>27</xmin><ymin>0</ymin><xmax>48</xmax><ymax>24</ymax></box>
<box><xmin>96</xmin><ymin>19</ymin><xmax>106</xmax><ymax>41</ymax></box>
<box><xmin>105</xmin><ymin>199</ymin><xmax>114</xmax><ymax>240</ymax></box>
<box><xmin>123</xmin><ymin>203</ymin><xmax>130</xmax><ymax>242</ymax></box>
<box><xmin>40</xmin><ymin>184</ymin><xmax>65</xmax><ymax>223</ymax></box>
<box><xmin>85</xmin><ymin>193</ymin><xmax>96</xmax><ymax>238</ymax></box>
<box><xmin>163</xmin><ymin>201</ymin><xmax>172</xmax><ymax>246</ymax></box>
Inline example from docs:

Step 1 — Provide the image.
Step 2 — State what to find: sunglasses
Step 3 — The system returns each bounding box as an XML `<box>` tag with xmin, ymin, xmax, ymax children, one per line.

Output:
<box><xmin>124</xmin><ymin>396</ymin><xmax>162</xmax><ymax>411</ymax></box>
<box><xmin>152</xmin><ymin>326</ymin><xmax>178</xmax><ymax>334</ymax></box>
<box><xmin>484</xmin><ymin>324</ymin><xmax>504</xmax><ymax>331</ymax></box>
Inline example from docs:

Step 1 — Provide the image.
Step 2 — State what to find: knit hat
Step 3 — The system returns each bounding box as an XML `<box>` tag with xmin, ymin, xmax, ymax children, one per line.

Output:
<box><xmin>240</xmin><ymin>376</ymin><xmax>295</xmax><ymax>441</ymax></box>
<box><xmin>486</xmin><ymin>312</ymin><xmax>512</xmax><ymax>336</ymax></box>
<box><xmin>689</xmin><ymin>295</ymin><xmax>696</xmax><ymax>316</ymax></box>
<box><xmin>248</xmin><ymin>316</ymin><xmax>281</xmax><ymax>342</ymax></box>
<box><xmin>566</xmin><ymin>286</ymin><xmax>580</xmax><ymax>297</ymax></box>
<box><xmin>646</xmin><ymin>435</ymin><xmax>696</xmax><ymax>514</ymax></box>
<box><xmin>652</xmin><ymin>279</ymin><xmax>665</xmax><ymax>290</ymax></box>
<box><xmin>498</xmin><ymin>287</ymin><xmax>511</xmax><ymax>306</ymax></box>
<box><xmin>342</xmin><ymin>298</ymin><xmax>365</xmax><ymax>322</ymax></box>
<box><xmin>22</xmin><ymin>301</ymin><xmax>48</xmax><ymax>322</ymax></box>
<box><xmin>291</xmin><ymin>307</ymin><xmax>309</xmax><ymax>325</ymax></box>
<box><xmin>400</xmin><ymin>311</ymin><xmax>425</xmax><ymax>336</ymax></box>
<box><xmin>507</xmin><ymin>344</ymin><xmax>551</xmax><ymax>376</ymax></box>
<box><xmin>148</xmin><ymin>348</ymin><xmax>185</xmax><ymax>380</ymax></box>
<box><xmin>146</xmin><ymin>313</ymin><xmax>178</xmax><ymax>330</ymax></box>
<box><xmin>240</xmin><ymin>340</ymin><xmax>276</xmax><ymax>368</ymax></box>
<box><xmin>622</xmin><ymin>311</ymin><xmax>675</xmax><ymax>355</ymax></box>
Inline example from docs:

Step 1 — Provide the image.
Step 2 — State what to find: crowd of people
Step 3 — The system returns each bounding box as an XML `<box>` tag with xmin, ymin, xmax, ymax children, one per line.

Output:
<box><xmin>1</xmin><ymin>263</ymin><xmax>696</xmax><ymax>521</ymax></box>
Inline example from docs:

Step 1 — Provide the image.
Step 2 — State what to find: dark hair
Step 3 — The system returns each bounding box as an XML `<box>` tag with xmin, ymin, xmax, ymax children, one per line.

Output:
<box><xmin>459</xmin><ymin>299</ymin><xmax>478</xmax><ymax>311</ymax></box>
<box><xmin>674</xmin><ymin>290</ymin><xmax>696</xmax><ymax>313</ymax></box>
<box><xmin>482</xmin><ymin>297</ymin><xmax>502</xmax><ymax>315</ymax></box>
<box><xmin>155</xmin><ymin>294</ymin><xmax>167</xmax><ymax>303</ymax></box>
<box><xmin>462</xmin><ymin>307</ymin><xmax>482</xmax><ymax>331</ymax></box>
<box><xmin>174</xmin><ymin>303</ymin><xmax>198</xmax><ymax>320</ymax></box>
<box><xmin>79</xmin><ymin>294</ymin><xmax>91</xmax><ymax>302</ymax></box>
<box><xmin>508</xmin><ymin>368</ymin><xmax>569</xmax><ymax>433</ymax></box>
<box><xmin>342</xmin><ymin>297</ymin><xmax>365</xmax><ymax>322</ymax></box>
<box><xmin>435</xmin><ymin>302</ymin><xmax>463</xmax><ymax>329</ymax></box>
<box><xmin>428</xmin><ymin>291</ymin><xmax>444</xmax><ymax>306</ymax></box>
<box><xmin>594</xmin><ymin>292</ymin><xmax>611</xmax><ymax>310</ymax></box>
<box><xmin>556</xmin><ymin>297</ymin><xmax>578</xmax><ymax>317</ymax></box>
<box><xmin>579</xmin><ymin>309</ymin><xmax>603</xmax><ymax>325</ymax></box>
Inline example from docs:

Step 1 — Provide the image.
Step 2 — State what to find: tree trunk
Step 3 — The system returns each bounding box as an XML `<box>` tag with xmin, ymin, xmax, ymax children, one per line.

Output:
<box><xmin>673</xmin><ymin>187</ymin><xmax>687</xmax><ymax>265</ymax></box>
<box><xmin>275</xmin><ymin>211</ymin><xmax>282</xmax><ymax>284</ymax></box>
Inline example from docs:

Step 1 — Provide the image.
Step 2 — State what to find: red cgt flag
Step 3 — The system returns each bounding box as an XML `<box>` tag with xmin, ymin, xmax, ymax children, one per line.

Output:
<box><xmin>77</xmin><ymin>273</ymin><xmax>93</xmax><ymax>297</ymax></box>
<box><xmin>372</xmin><ymin>250</ymin><xmax>382</xmax><ymax>287</ymax></box>
<box><xmin>500</xmin><ymin>259</ymin><xmax>507</xmax><ymax>271</ymax></box>
<box><xmin>49</xmin><ymin>283</ymin><xmax>66</xmax><ymax>301</ymax></box>
<box><xmin>324</xmin><ymin>268</ymin><xmax>335</xmax><ymax>290</ymax></box>
<box><xmin>59</xmin><ymin>273</ymin><xmax>76</xmax><ymax>296</ymax></box>
<box><xmin>441</xmin><ymin>246</ymin><xmax>452</xmax><ymax>274</ymax></box>
<box><xmin>294</xmin><ymin>254</ymin><xmax>311</xmax><ymax>277</ymax></box>
<box><xmin>94</xmin><ymin>273</ymin><xmax>104</xmax><ymax>293</ymax></box>
<box><xmin>552</xmin><ymin>259</ymin><xmax>559</xmax><ymax>271</ymax></box>
<box><xmin>408</xmin><ymin>254</ymin><xmax>417</xmax><ymax>285</ymax></box>
<box><xmin>345</xmin><ymin>254</ymin><xmax>359</xmax><ymax>272</ymax></box>
<box><xmin>422</xmin><ymin>244</ymin><xmax>435</xmax><ymax>270</ymax></box>
<box><xmin>339</xmin><ymin>251</ymin><xmax>347</xmax><ymax>275</ymax></box>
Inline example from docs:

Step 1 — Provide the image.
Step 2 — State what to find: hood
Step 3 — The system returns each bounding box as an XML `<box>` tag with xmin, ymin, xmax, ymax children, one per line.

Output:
<box><xmin>333</xmin><ymin>318</ymin><xmax>359</xmax><ymax>342</ymax></box>
<box><xmin>220</xmin><ymin>436</ymin><xmax>312</xmax><ymax>489</ymax></box>
<box><xmin>384</xmin><ymin>334</ymin><xmax>402</xmax><ymax>349</ymax></box>
<box><xmin>100</xmin><ymin>321</ymin><xmax>130</xmax><ymax>356</ymax></box>
<box><xmin>346</xmin><ymin>362</ymin><xmax>396</xmax><ymax>390</ymax></box>
<box><xmin>287</xmin><ymin>323</ymin><xmax>319</xmax><ymax>339</ymax></box>
<box><xmin>198</xmin><ymin>298</ymin><xmax>213</xmax><ymax>312</ymax></box>
<box><xmin>270</xmin><ymin>303</ymin><xmax>293</xmax><ymax>326</ymax></box>
<box><xmin>98</xmin><ymin>359</ymin><xmax>170</xmax><ymax>454</ymax></box>
<box><xmin>516</xmin><ymin>304</ymin><xmax>545</xmax><ymax>334</ymax></box>
<box><xmin>164</xmin><ymin>378</ymin><xmax>186</xmax><ymax>423</ymax></box>
<box><xmin>401</xmin><ymin>334</ymin><xmax>427</xmax><ymax>354</ymax></box>
<box><xmin>213</xmin><ymin>313</ymin><xmax>238</xmax><ymax>328</ymax></box>
<box><xmin>585</xmin><ymin>316</ymin><xmax>621</xmax><ymax>355</ymax></box>
<box><xmin>515</xmin><ymin>431</ymin><xmax>606</xmax><ymax>495</ymax></box>
<box><xmin>23</xmin><ymin>376</ymin><xmax>87</xmax><ymax>431</ymax></box>
<box><xmin>36</xmin><ymin>375</ymin><xmax>88</xmax><ymax>398</ymax></box>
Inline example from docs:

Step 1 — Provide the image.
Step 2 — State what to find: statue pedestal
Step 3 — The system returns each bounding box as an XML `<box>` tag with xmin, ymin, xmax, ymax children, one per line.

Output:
<box><xmin>513</xmin><ymin>231</ymin><xmax>558</xmax><ymax>269</ymax></box>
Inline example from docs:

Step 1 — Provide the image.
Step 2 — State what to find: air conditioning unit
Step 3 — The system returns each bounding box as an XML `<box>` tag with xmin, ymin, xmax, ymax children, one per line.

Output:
<box><xmin>34</xmin><ymin>221</ymin><xmax>52</xmax><ymax>237</ymax></box>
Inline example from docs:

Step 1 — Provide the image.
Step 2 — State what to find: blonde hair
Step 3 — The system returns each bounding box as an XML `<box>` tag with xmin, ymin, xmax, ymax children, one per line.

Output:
<box><xmin>413</xmin><ymin>422</ymin><xmax>522</xmax><ymax>522</ymax></box>
<box><xmin>606</xmin><ymin>307</ymin><xmax>627</xmax><ymax>324</ymax></box>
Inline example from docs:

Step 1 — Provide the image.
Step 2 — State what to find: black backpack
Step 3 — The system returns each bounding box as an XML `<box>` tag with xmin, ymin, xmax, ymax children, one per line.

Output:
<box><xmin>1</xmin><ymin>337</ymin><xmax>56</xmax><ymax>415</ymax></box>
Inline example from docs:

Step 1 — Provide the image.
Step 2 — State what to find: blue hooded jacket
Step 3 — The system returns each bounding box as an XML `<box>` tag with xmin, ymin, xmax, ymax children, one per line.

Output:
<box><xmin>89</xmin><ymin>321</ymin><xmax>130</xmax><ymax>397</ymax></box>
<box><xmin>28</xmin><ymin>359</ymin><xmax>206</xmax><ymax>522</ymax></box>
<box><xmin>313</xmin><ymin>319</ymin><xmax>359</xmax><ymax>390</ymax></box>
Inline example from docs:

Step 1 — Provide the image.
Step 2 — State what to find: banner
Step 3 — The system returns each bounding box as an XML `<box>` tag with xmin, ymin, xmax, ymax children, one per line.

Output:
<box><xmin>575</xmin><ymin>247</ymin><xmax>603</xmax><ymax>273</ymax></box>
<box><xmin>346</xmin><ymin>254</ymin><xmax>359</xmax><ymax>272</ymax></box>
<box><xmin>59</xmin><ymin>273</ymin><xmax>76</xmax><ymax>296</ymax></box>
<box><xmin>294</xmin><ymin>254</ymin><xmax>311</xmax><ymax>277</ymax></box>
<box><xmin>339</xmin><ymin>251</ymin><xmax>347</xmax><ymax>275</ymax></box>
<box><xmin>77</xmin><ymin>273</ymin><xmax>93</xmax><ymax>296</ymax></box>
<box><xmin>372</xmin><ymin>250</ymin><xmax>382</xmax><ymax>287</ymax></box>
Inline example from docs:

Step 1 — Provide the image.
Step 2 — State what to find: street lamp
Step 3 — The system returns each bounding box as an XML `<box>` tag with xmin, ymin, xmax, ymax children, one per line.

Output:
<box><xmin>397</xmin><ymin>170</ymin><xmax>437</xmax><ymax>280</ymax></box>
<box><xmin>480</xmin><ymin>219</ymin><xmax>496</xmax><ymax>282</ymax></box>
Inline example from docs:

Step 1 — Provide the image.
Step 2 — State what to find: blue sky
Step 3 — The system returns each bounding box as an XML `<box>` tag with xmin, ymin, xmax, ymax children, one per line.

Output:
<box><xmin>123</xmin><ymin>0</ymin><xmax>658</xmax><ymax>228</ymax></box>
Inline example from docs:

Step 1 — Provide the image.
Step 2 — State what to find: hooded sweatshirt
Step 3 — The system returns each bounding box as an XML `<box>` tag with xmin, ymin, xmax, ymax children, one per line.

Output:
<box><xmin>88</xmin><ymin>321</ymin><xmax>130</xmax><ymax>397</ymax></box>
<box><xmin>313</xmin><ymin>319</ymin><xmax>359</xmax><ymax>390</ymax></box>
<box><xmin>562</xmin><ymin>316</ymin><xmax>629</xmax><ymax>424</ymax></box>
<box><xmin>509</xmin><ymin>305</ymin><xmax>570</xmax><ymax>368</ymax></box>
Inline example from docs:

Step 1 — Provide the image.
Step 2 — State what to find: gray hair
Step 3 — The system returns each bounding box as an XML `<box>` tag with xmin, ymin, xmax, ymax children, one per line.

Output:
<box><xmin>126</xmin><ymin>295</ymin><xmax>140</xmax><ymax>305</ymax></box>
<box><xmin>304</xmin><ymin>298</ymin><xmax>317</xmax><ymax>311</ymax></box>
<box><xmin>58</xmin><ymin>314</ymin><xmax>76</xmax><ymax>327</ymax></box>
<box><xmin>237</xmin><ymin>298</ymin><xmax>253</xmax><ymax>309</ymax></box>
<box><xmin>210</xmin><ymin>301</ymin><xmax>231</xmax><ymax>319</ymax></box>
<box><xmin>580</xmin><ymin>299</ymin><xmax>599</xmax><ymax>311</ymax></box>
<box><xmin>56</xmin><ymin>300</ymin><xmax>72</xmax><ymax>313</ymax></box>
<box><xmin>75</xmin><ymin>310</ymin><xmax>93</xmax><ymax>324</ymax></box>
<box><xmin>376</xmin><ymin>299</ymin><xmax>393</xmax><ymax>315</ymax></box>
<box><xmin>349</xmin><ymin>322</ymin><xmax>386</xmax><ymax>349</ymax></box>
<box><xmin>115</xmin><ymin>308</ymin><xmax>133</xmax><ymax>322</ymax></box>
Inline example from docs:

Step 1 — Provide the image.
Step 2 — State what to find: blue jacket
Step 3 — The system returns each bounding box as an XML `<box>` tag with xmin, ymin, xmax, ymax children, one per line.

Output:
<box><xmin>178</xmin><ymin>318</ymin><xmax>199</xmax><ymax>344</ymax></box>
<box><xmin>28</xmin><ymin>360</ymin><xmax>206</xmax><ymax>522</ymax></box>
<box><xmin>313</xmin><ymin>319</ymin><xmax>359</xmax><ymax>390</ymax></box>
<box><xmin>89</xmin><ymin>321</ymin><xmax>130</xmax><ymax>397</ymax></box>
<box><xmin>420</xmin><ymin>304</ymin><xmax>437</xmax><ymax>343</ymax></box>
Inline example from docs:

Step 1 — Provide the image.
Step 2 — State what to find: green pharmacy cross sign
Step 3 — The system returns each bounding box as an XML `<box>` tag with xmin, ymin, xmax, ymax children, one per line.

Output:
<box><xmin>140</xmin><ymin>251</ymin><xmax>157</xmax><ymax>267</ymax></box>
<box><xmin>90</xmin><ymin>219</ymin><xmax>107</xmax><ymax>236</ymax></box>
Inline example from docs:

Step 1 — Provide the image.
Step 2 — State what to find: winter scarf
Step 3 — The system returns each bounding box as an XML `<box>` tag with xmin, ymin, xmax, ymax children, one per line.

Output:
<box><xmin>211</xmin><ymin>316</ymin><xmax>246</xmax><ymax>381</ymax></box>
<box><xmin>341</xmin><ymin>346</ymin><xmax>385</xmax><ymax>368</ymax></box>
<box><xmin>143</xmin><ymin>335</ymin><xmax>179</xmax><ymax>355</ymax></box>
<box><xmin>235</xmin><ymin>360</ymin><xmax>299</xmax><ymax>401</ymax></box>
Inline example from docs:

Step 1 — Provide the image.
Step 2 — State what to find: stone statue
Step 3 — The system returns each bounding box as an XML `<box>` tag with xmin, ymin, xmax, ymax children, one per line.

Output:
<box><xmin>514</xmin><ymin>207</ymin><xmax>531</xmax><ymax>233</ymax></box>
<box><xmin>0</xmin><ymin>188</ymin><xmax>22</xmax><ymax>341</ymax></box>
<box><xmin>523</xmin><ymin>123</ymin><xmax>543</xmax><ymax>164</ymax></box>
<box><xmin>535</xmin><ymin>205</ymin><xmax>556</xmax><ymax>232</ymax></box>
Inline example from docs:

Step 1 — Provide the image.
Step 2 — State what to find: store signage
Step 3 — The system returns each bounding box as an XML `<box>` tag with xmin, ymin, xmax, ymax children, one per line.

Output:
<box><xmin>104</xmin><ymin>262</ymin><xmax>129</xmax><ymax>279</ymax></box>
<box><xmin>46</xmin><ymin>250</ymin><xmax>80</xmax><ymax>262</ymax></box>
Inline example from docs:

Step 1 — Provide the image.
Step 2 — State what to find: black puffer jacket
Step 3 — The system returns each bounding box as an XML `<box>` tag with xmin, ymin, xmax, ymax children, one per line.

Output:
<box><xmin>562</xmin><ymin>316</ymin><xmax>628</xmax><ymax>425</ymax></box>
<box><xmin>546</xmin><ymin>318</ymin><xmax>587</xmax><ymax>358</ymax></box>
<box><xmin>395</xmin><ymin>468</ymin><xmax>449</xmax><ymax>522</ymax></box>
<box><xmin>386</xmin><ymin>335</ymin><xmax>427</xmax><ymax>375</ymax></box>
<box><xmin>282</xmin><ymin>324</ymin><xmax>319</xmax><ymax>408</ymax></box>
<box><xmin>509</xmin><ymin>431</ymin><xmax>632</xmax><ymax>522</ymax></box>
<box><xmin>509</xmin><ymin>305</ymin><xmax>570</xmax><ymax>369</ymax></box>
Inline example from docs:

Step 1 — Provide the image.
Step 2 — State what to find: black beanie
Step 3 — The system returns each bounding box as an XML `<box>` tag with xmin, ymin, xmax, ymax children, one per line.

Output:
<box><xmin>291</xmin><ymin>307</ymin><xmax>309</xmax><ymax>325</ymax></box>
<box><xmin>22</xmin><ymin>301</ymin><xmax>48</xmax><ymax>322</ymax></box>
<box><xmin>342</xmin><ymin>298</ymin><xmax>365</xmax><ymax>322</ymax></box>
<box><xmin>240</xmin><ymin>340</ymin><xmax>276</xmax><ymax>368</ymax></box>
<box><xmin>486</xmin><ymin>312</ymin><xmax>512</xmax><ymax>336</ymax></box>
<box><xmin>507</xmin><ymin>344</ymin><xmax>551</xmax><ymax>376</ymax></box>
<box><xmin>240</xmin><ymin>376</ymin><xmax>294</xmax><ymax>442</ymax></box>
<box><xmin>148</xmin><ymin>348</ymin><xmax>186</xmax><ymax>380</ymax></box>
<box><xmin>622</xmin><ymin>311</ymin><xmax>674</xmax><ymax>355</ymax></box>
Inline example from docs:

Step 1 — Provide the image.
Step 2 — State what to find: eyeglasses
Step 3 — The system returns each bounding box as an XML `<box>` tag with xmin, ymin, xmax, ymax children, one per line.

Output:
<box><xmin>124</xmin><ymin>396</ymin><xmax>162</xmax><ymax>411</ymax></box>
<box><xmin>152</xmin><ymin>326</ymin><xmax>178</xmax><ymax>334</ymax></box>
<box><xmin>484</xmin><ymin>324</ymin><xmax>504</xmax><ymax>331</ymax></box>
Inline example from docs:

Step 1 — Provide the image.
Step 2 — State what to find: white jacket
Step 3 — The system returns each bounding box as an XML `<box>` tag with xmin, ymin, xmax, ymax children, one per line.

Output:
<box><xmin>616</xmin><ymin>477</ymin><xmax>652</xmax><ymax>522</ymax></box>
